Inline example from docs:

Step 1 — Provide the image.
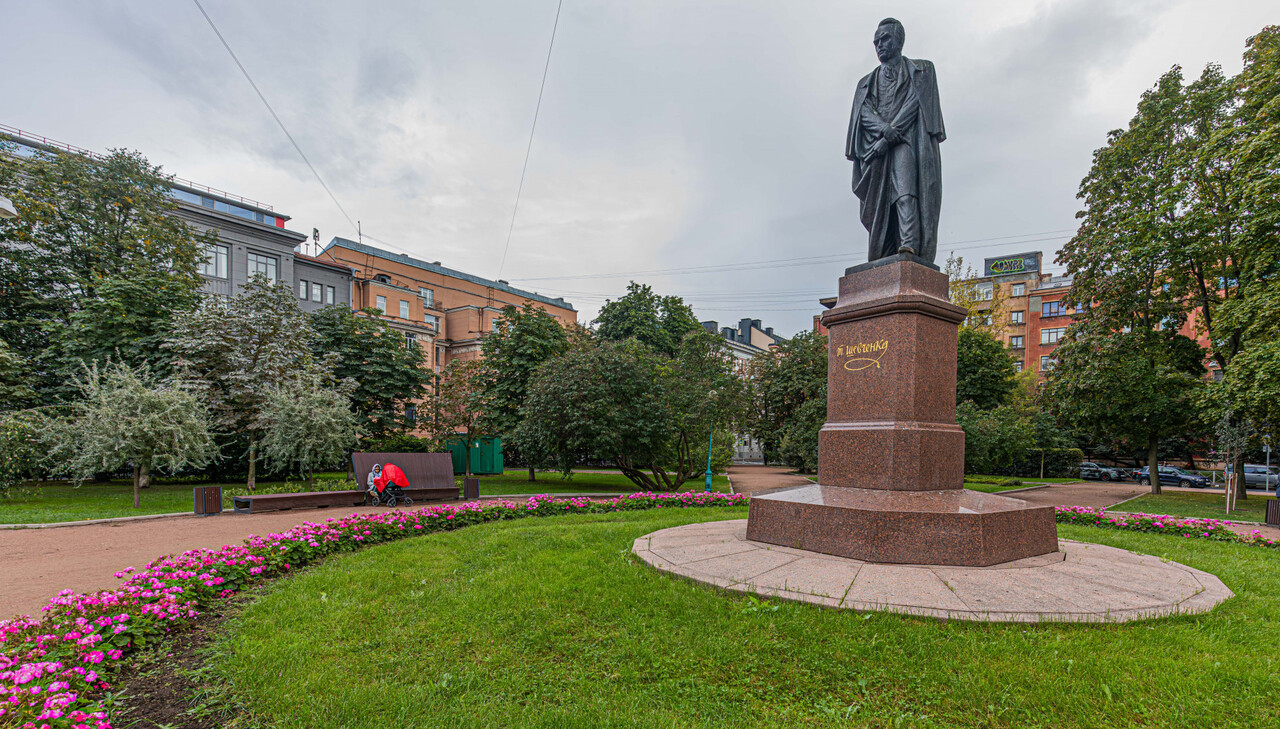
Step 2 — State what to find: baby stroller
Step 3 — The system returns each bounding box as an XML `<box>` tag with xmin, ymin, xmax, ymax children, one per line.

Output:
<box><xmin>366</xmin><ymin>463</ymin><xmax>413</xmax><ymax>507</ymax></box>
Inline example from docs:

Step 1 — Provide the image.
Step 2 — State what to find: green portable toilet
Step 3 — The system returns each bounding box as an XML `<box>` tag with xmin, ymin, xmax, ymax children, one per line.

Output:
<box><xmin>446</xmin><ymin>437</ymin><xmax>504</xmax><ymax>475</ymax></box>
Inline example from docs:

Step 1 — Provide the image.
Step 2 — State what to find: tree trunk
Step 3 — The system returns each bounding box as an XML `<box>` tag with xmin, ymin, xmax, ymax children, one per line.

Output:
<box><xmin>247</xmin><ymin>439</ymin><xmax>257</xmax><ymax>493</ymax></box>
<box><xmin>1233</xmin><ymin>452</ymin><xmax>1248</xmax><ymax>501</ymax></box>
<box><xmin>1147</xmin><ymin>433</ymin><xmax>1161</xmax><ymax>495</ymax></box>
<box><xmin>307</xmin><ymin>465</ymin><xmax>314</xmax><ymax>492</ymax></box>
<box><xmin>133</xmin><ymin>461</ymin><xmax>150</xmax><ymax>509</ymax></box>
<box><xmin>528</xmin><ymin>466</ymin><xmax>536</xmax><ymax>482</ymax></box>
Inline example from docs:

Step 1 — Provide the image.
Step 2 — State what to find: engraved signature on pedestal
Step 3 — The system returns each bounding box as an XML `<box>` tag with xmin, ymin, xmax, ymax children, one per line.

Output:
<box><xmin>837</xmin><ymin>339</ymin><xmax>889</xmax><ymax>371</ymax></box>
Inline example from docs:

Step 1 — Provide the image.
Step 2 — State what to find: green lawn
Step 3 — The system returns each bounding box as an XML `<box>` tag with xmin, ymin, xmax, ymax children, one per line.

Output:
<box><xmin>212</xmin><ymin>507</ymin><xmax>1276</xmax><ymax>729</ymax></box>
<box><xmin>466</xmin><ymin>469</ymin><xmax>731</xmax><ymax>496</ymax></box>
<box><xmin>1119</xmin><ymin>490</ymin><xmax>1276</xmax><ymax>523</ymax></box>
<box><xmin>0</xmin><ymin>474</ymin><xmax>351</xmax><ymax>525</ymax></box>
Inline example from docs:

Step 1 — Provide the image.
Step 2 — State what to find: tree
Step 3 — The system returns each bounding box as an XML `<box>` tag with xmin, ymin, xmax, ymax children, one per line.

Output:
<box><xmin>776</xmin><ymin>396</ymin><xmax>825</xmax><ymax>474</ymax></box>
<box><xmin>166</xmin><ymin>276</ymin><xmax>315</xmax><ymax>491</ymax></box>
<box><xmin>956</xmin><ymin>328</ymin><xmax>1017</xmax><ymax>409</ymax></box>
<box><xmin>260</xmin><ymin>370</ymin><xmax>362</xmax><ymax>490</ymax></box>
<box><xmin>745</xmin><ymin>330</ymin><xmax>827</xmax><ymax>465</ymax></box>
<box><xmin>479</xmin><ymin>303</ymin><xmax>569</xmax><ymax>480</ymax></box>
<box><xmin>45</xmin><ymin>362</ymin><xmax>215</xmax><ymax>508</ymax></box>
<box><xmin>594</xmin><ymin>282</ymin><xmax>702</xmax><ymax>356</ymax></box>
<box><xmin>956</xmin><ymin>402</ymin><xmax>1036</xmax><ymax>475</ymax></box>
<box><xmin>0</xmin><ymin>412</ymin><xmax>41</xmax><ymax>497</ymax></box>
<box><xmin>946</xmin><ymin>254</ymin><xmax>1008</xmax><ymax>337</ymax></box>
<box><xmin>0</xmin><ymin>340</ymin><xmax>36</xmax><ymax>412</ymax></box>
<box><xmin>0</xmin><ymin>145</ymin><xmax>208</xmax><ymax>402</ymax></box>
<box><xmin>516</xmin><ymin>333</ymin><xmax>742</xmax><ymax>490</ymax></box>
<box><xmin>431</xmin><ymin>359</ymin><xmax>487</xmax><ymax>475</ymax></box>
<box><xmin>1042</xmin><ymin>329</ymin><xmax>1204</xmax><ymax>494</ymax></box>
<box><xmin>309</xmin><ymin>306</ymin><xmax>431</xmax><ymax>438</ymax></box>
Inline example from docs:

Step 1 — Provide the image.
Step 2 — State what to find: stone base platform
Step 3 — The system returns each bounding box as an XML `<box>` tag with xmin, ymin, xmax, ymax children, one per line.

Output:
<box><xmin>634</xmin><ymin>520</ymin><xmax>1234</xmax><ymax>623</ymax></box>
<box><xmin>746</xmin><ymin>484</ymin><xmax>1058</xmax><ymax>566</ymax></box>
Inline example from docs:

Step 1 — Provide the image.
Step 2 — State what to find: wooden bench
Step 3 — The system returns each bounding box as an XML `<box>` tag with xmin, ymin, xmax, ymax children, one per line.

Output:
<box><xmin>232</xmin><ymin>486</ymin><xmax>459</xmax><ymax>514</ymax></box>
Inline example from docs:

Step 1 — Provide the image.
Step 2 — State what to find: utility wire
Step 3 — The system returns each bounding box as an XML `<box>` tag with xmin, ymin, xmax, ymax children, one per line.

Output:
<box><xmin>496</xmin><ymin>0</ymin><xmax>564</xmax><ymax>280</ymax></box>
<box><xmin>191</xmin><ymin>0</ymin><xmax>358</xmax><ymax>235</ymax></box>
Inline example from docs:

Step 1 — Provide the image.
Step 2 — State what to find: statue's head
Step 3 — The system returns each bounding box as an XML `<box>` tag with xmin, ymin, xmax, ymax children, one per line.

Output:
<box><xmin>874</xmin><ymin>18</ymin><xmax>905</xmax><ymax>63</ymax></box>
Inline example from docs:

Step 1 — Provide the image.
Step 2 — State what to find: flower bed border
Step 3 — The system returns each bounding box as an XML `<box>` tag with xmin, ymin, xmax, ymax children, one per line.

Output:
<box><xmin>1054</xmin><ymin>505</ymin><xmax>1278</xmax><ymax>547</ymax></box>
<box><xmin>0</xmin><ymin>492</ymin><xmax>746</xmax><ymax>729</ymax></box>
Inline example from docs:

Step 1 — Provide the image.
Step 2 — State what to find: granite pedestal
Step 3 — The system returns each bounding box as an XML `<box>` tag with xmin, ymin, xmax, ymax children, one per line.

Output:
<box><xmin>746</xmin><ymin>255</ymin><xmax>1058</xmax><ymax>567</ymax></box>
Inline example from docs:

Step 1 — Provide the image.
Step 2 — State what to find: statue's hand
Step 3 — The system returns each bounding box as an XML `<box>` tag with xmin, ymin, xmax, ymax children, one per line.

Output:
<box><xmin>881</xmin><ymin>126</ymin><xmax>904</xmax><ymax>145</ymax></box>
<box><xmin>863</xmin><ymin>138</ymin><xmax>889</xmax><ymax>161</ymax></box>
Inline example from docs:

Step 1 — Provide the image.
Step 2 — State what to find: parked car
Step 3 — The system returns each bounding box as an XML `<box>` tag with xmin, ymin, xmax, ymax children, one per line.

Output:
<box><xmin>1224</xmin><ymin>464</ymin><xmax>1279</xmax><ymax>490</ymax></box>
<box><xmin>1135</xmin><ymin>467</ymin><xmax>1211</xmax><ymax>489</ymax></box>
<box><xmin>1078</xmin><ymin>462</ymin><xmax>1126</xmax><ymax>481</ymax></box>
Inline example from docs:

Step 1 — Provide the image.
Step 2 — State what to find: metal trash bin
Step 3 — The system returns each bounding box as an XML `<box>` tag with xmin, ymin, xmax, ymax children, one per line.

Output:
<box><xmin>1266</xmin><ymin>499</ymin><xmax>1279</xmax><ymax>527</ymax></box>
<box><xmin>194</xmin><ymin>486</ymin><xmax>223</xmax><ymax>517</ymax></box>
<box><xmin>464</xmin><ymin>477</ymin><xmax>480</xmax><ymax>501</ymax></box>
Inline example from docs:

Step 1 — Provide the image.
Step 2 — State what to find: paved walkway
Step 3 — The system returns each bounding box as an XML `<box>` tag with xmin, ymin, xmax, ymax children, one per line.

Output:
<box><xmin>634</xmin><ymin>520</ymin><xmax>1233</xmax><ymax>623</ymax></box>
<box><xmin>0</xmin><ymin>505</ymin><xmax>395</xmax><ymax>620</ymax></box>
<box><xmin>726</xmin><ymin>464</ymin><xmax>813</xmax><ymax>496</ymax></box>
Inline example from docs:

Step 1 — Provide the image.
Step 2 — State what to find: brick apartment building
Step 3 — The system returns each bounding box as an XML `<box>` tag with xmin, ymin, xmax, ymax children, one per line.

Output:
<box><xmin>816</xmin><ymin>250</ymin><xmax>1217</xmax><ymax>378</ymax></box>
<box><xmin>320</xmin><ymin>237</ymin><xmax>577</xmax><ymax>372</ymax></box>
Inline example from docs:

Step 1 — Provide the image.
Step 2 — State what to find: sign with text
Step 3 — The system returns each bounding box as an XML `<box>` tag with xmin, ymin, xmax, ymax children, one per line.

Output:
<box><xmin>983</xmin><ymin>252</ymin><xmax>1041</xmax><ymax>277</ymax></box>
<box><xmin>836</xmin><ymin>339</ymin><xmax>889</xmax><ymax>371</ymax></box>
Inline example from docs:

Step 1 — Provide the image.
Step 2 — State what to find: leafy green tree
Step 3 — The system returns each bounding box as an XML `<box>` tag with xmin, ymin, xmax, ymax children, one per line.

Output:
<box><xmin>166</xmin><ymin>276</ymin><xmax>315</xmax><ymax>491</ymax></box>
<box><xmin>1043</xmin><ymin>329</ymin><xmax>1204</xmax><ymax>494</ymax></box>
<box><xmin>516</xmin><ymin>333</ymin><xmax>741</xmax><ymax>490</ymax></box>
<box><xmin>0</xmin><ymin>340</ymin><xmax>36</xmax><ymax>412</ymax></box>
<box><xmin>956</xmin><ymin>402</ymin><xmax>1036</xmax><ymax>475</ymax></box>
<box><xmin>479</xmin><ymin>303</ymin><xmax>569</xmax><ymax>480</ymax></box>
<box><xmin>308</xmin><ymin>306</ymin><xmax>430</xmax><ymax>437</ymax></box>
<box><xmin>0</xmin><ymin>412</ymin><xmax>41</xmax><ymax>496</ymax></box>
<box><xmin>956</xmin><ymin>328</ymin><xmax>1017</xmax><ymax>409</ymax></box>
<box><xmin>45</xmin><ymin>362</ymin><xmax>215</xmax><ymax>508</ymax></box>
<box><xmin>594</xmin><ymin>282</ymin><xmax>702</xmax><ymax>356</ymax></box>
<box><xmin>260</xmin><ymin>370</ymin><xmax>362</xmax><ymax>490</ymax></box>
<box><xmin>777</xmin><ymin>396</ymin><xmax>825</xmax><ymax>474</ymax></box>
<box><xmin>0</xmin><ymin>145</ymin><xmax>208</xmax><ymax>401</ymax></box>
<box><xmin>431</xmin><ymin>359</ymin><xmax>488</xmax><ymax>475</ymax></box>
<box><xmin>745</xmin><ymin>330</ymin><xmax>827</xmax><ymax>465</ymax></box>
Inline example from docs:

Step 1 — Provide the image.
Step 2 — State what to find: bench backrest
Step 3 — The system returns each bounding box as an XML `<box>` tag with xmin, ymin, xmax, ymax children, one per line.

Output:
<box><xmin>352</xmin><ymin>452</ymin><xmax>455</xmax><ymax>490</ymax></box>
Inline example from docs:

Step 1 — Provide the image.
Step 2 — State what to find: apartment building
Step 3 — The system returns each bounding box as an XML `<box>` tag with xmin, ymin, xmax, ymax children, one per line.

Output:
<box><xmin>320</xmin><ymin>237</ymin><xmax>576</xmax><ymax>371</ymax></box>
<box><xmin>1</xmin><ymin>124</ymin><xmax>352</xmax><ymax>310</ymax></box>
<box><xmin>700</xmin><ymin>318</ymin><xmax>786</xmax><ymax>463</ymax></box>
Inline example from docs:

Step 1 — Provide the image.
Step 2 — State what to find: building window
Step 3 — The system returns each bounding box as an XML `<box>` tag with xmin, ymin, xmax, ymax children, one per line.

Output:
<box><xmin>1011</xmin><ymin>310</ymin><xmax>1025</xmax><ymax>324</ymax></box>
<box><xmin>326</xmin><ymin>285</ymin><xmax>335</xmax><ymax>305</ymax></box>
<box><xmin>298</xmin><ymin>280</ymin><xmax>309</xmax><ymax>300</ymax></box>
<box><xmin>404</xmin><ymin>332</ymin><xmax>416</xmax><ymax>349</ymax></box>
<box><xmin>1013</xmin><ymin>360</ymin><xmax>1023</xmax><ymax>372</ymax></box>
<box><xmin>1041</xmin><ymin>327</ymin><xmax>1066</xmax><ymax>345</ymax></box>
<box><xmin>435</xmin><ymin>346</ymin><xmax>444</xmax><ymax>367</ymax></box>
<box><xmin>375</xmin><ymin>295</ymin><xmax>386</xmax><ymax>313</ymax></box>
<box><xmin>405</xmin><ymin>405</ymin><xmax>416</xmax><ymax>423</ymax></box>
<box><xmin>248</xmin><ymin>252</ymin><xmax>278</xmax><ymax>280</ymax></box>
<box><xmin>1042</xmin><ymin>300</ymin><xmax>1068</xmax><ymax>317</ymax></box>
<box><xmin>424</xmin><ymin>314</ymin><xmax>439</xmax><ymax>329</ymax></box>
<box><xmin>1011</xmin><ymin>283</ymin><xmax>1025</xmax><ymax>297</ymax></box>
<box><xmin>399</xmin><ymin>300</ymin><xmax>410</xmax><ymax>319</ymax></box>
<box><xmin>198</xmin><ymin>243</ymin><xmax>228</xmax><ymax>279</ymax></box>
<box><xmin>419</xmin><ymin>287</ymin><xmax>435</xmax><ymax>309</ymax></box>
<box><xmin>1040</xmin><ymin>355</ymin><xmax>1055</xmax><ymax>371</ymax></box>
<box><xmin>311</xmin><ymin>282</ymin><xmax>322</xmax><ymax>302</ymax></box>
<box><xmin>977</xmin><ymin>283</ymin><xmax>993</xmax><ymax>301</ymax></box>
<box><xmin>1009</xmin><ymin>335</ymin><xmax>1024</xmax><ymax>349</ymax></box>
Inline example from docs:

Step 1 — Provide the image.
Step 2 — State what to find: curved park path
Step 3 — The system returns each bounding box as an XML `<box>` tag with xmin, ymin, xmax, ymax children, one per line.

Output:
<box><xmin>1</xmin><ymin>470</ymin><xmax>1274</xmax><ymax>620</ymax></box>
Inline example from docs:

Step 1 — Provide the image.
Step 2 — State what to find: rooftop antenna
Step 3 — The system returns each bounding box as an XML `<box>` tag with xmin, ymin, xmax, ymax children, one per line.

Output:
<box><xmin>311</xmin><ymin>227</ymin><xmax>319</xmax><ymax>256</ymax></box>
<box><xmin>358</xmin><ymin>220</ymin><xmax>362</xmax><ymax>245</ymax></box>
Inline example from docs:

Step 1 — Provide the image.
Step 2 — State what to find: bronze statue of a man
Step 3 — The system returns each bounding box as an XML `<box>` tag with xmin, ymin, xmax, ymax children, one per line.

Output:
<box><xmin>846</xmin><ymin>18</ymin><xmax>945</xmax><ymax>264</ymax></box>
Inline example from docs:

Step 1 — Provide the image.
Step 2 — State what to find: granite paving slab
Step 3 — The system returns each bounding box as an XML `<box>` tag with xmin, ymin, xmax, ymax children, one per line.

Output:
<box><xmin>633</xmin><ymin>519</ymin><xmax>1234</xmax><ymax>623</ymax></box>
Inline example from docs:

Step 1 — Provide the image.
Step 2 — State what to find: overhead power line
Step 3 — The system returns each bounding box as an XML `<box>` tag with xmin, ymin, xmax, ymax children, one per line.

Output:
<box><xmin>509</xmin><ymin>230</ymin><xmax>1075</xmax><ymax>282</ymax></box>
<box><xmin>496</xmin><ymin>0</ymin><xmax>565</xmax><ymax>280</ymax></box>
<box><xmin>190</xmin><ymin>0</ymin><xmax>358</xmax><ymax>235</ymax></box>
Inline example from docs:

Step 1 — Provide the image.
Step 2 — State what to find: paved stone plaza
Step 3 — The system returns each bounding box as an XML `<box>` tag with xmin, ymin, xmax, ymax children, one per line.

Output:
<box><xmin>634</xmin><ymin>519</ymin><xmax>1234</xmax><ymax>623</ymax></box>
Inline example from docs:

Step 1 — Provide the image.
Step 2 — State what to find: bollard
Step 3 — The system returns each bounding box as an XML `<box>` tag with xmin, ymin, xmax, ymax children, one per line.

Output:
<box><xmin>463</xmin><ymin>477</ymin><xmax>480</xmax><ymax>501</ymax></box>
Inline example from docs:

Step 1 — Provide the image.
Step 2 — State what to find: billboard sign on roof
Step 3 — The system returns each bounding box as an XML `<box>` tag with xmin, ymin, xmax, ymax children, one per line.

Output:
<box><xmin>984</xmin><ymin>252</ymin><xmax>1041</xmax><ymax>277</ymax></box>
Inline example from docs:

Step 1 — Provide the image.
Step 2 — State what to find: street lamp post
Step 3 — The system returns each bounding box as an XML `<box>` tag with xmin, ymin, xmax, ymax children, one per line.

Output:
<box><xmin>704</xmin><ymin>417</ymin><xmax>715</xmax><ymax>493</ymax></box>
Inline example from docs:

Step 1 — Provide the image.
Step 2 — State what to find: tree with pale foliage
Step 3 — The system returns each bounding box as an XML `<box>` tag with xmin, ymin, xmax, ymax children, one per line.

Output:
<box><xmin>166</xmin><ymin>276</ymin><xmax>315</xmax><ymax>491</ymax></box>
<box><xmin>431</xmin><ymin>359</ymin><xmax>488</xmax><ymax>475</ymax></box>
<box><xmin>46</xmin><ymin>362</ymin><xmax>215</xmax><ymax>508</ymax></box>
<box><xmin>260</xmin><ymin>370</ymin><xmax>362</xmax><ymax>490</ymax></box>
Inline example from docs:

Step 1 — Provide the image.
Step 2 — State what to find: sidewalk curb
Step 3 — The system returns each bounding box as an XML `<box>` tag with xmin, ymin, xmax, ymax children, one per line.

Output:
<box><xmin>1</xmin><ymin>511</ymin><xmax>196</xmax><ymax>530</ymax></box>
<box><xmin>988</xmin><ymin>484</ymin><xmax>1050</xmax><ymax>495</ymax></box>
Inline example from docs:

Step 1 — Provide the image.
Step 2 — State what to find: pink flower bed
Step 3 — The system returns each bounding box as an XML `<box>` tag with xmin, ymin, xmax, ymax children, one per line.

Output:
<box><xmin>0</xmin><ymin>491</ymin><xmax>746</xmax><ymax>729</ymax></box>
<box><xmin>1054</xmin><ymin>505</ymin><xmax>1279</xmax><ymax>547</ymax></box>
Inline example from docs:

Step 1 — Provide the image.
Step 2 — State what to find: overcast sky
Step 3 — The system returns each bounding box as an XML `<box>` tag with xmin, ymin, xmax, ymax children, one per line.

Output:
<box><xmin>3</xmin><ymin>1</ymin><xmax>1274</xmax><ymax>335</ymax></box>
